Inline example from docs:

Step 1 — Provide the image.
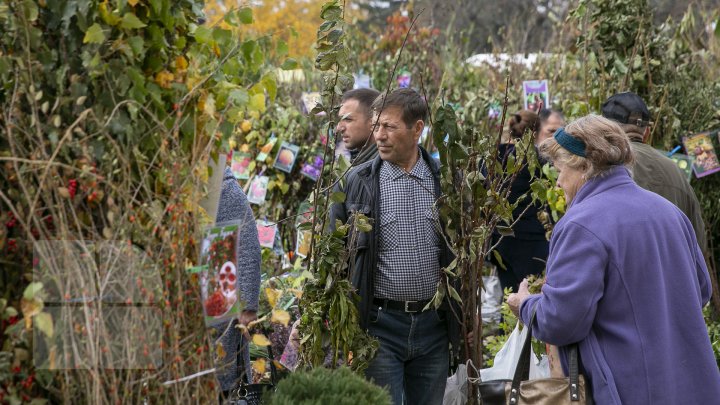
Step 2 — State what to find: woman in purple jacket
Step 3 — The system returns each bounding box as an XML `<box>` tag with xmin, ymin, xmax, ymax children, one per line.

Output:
<box><xmin>507</xmin><ymin>114</ymin><xmax>720</xmax><ymax>404</ymax></box>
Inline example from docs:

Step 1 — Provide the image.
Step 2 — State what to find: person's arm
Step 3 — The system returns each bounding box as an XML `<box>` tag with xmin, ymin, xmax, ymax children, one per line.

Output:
<box><xmin>694</xmin><ymin>243</ymin><xmax>712</xmax><ymax>306</ymax></box>
<box><xmin>216</xmin><ymin>170</ymin><xmax>261</xmax><ymax>320</ymax></box>
<box><xmin>515</xmin><ymin>222</ymin><xmax>607</xmax><ymax>346</ymax></box>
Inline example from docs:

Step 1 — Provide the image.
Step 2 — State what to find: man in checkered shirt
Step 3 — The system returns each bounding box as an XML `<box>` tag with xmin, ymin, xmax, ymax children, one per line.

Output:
<box><xmin>330</xmin><ymin>88</ymin><xmax>458</xmax><ymax>405</ymax></box>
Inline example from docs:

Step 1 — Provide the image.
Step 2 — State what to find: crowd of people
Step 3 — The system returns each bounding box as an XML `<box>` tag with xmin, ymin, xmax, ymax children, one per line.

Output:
<box><xmin>216</xmin><ymin>86</ymin><xmax>720</xmax><ymax>404</ymax></box>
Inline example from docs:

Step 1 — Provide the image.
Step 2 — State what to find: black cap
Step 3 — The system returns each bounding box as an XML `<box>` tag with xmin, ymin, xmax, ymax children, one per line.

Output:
<box><xmin>601</xmin><ymin>92</ymin><xmax>652</xmax><ymax>127</ymax></box>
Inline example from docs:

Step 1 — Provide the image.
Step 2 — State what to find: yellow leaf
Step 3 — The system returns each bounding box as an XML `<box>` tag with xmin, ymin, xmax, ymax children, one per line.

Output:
<box><xmin>175</xmin><ymin>55</ymin><xmax>188</xmax><ymax>72</ymax></box>
<box><xmin>249</xmin><ymin>93</ymin><xmax>266</xmax><ymax>113</ymax></box>
<box><xmin>271</xmin><ymin>309</ymin><xmax>290</xmax><ymax>326</ymax></box>
<box><xmin>34</xmin><ymin>312</ymin><xmax>54</xmax><ymax>338</ymax></box>
<box><xmin>265</xmin><ymin>288</ymin><xmax>280</xmax><ymax>308</ymax></box>
<box><xmin>252</xmin><ymin>358</ymin><xmax>266</xmax><ymax>374</ymax></box>
<box><xmin>252</xmin><ymin>333</ymin><xmax>271</xmax><ymax>347</ymax></box>
<box><xmin>155</xmin><ymin>70</ymin><xmax>174</xmax><ymax>89</ymax></box>
<box><xmin>20</xmin><ymin>298</ymin><xmax>43</xmax><ymax>330</ymax></box>
<box><xmin>128</xmin><ymin>0</ymin><xmax>139</xmax><ymax>6</ymax></box>
<box><xmin>215</xmin><ymin>342</ymin><xmax>226</xmax><ymax>360</ymax></box>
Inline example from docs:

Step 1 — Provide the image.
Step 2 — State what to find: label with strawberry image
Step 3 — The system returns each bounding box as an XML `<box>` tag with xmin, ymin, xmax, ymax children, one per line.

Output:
<box><xmin>194</xmin><ymin>221</ymin><xmax>246</xmax><ymax>326</ymax></box>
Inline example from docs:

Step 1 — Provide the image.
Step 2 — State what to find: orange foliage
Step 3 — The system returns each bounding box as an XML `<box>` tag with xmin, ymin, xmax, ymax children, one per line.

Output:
<box><xmin>204</xmin><ymin>0</ymin><xmax>325</xmax><ymax>58</ymax></box>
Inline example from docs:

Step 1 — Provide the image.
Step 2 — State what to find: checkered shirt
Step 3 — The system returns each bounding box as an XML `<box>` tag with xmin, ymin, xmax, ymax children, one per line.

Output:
<box><xmin>376</xmin><ymin>155</ymin><xmax>441</xmax><ymax>301</ymax></box>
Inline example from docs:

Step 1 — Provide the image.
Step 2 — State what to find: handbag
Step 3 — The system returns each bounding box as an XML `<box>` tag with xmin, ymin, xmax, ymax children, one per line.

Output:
<box><xmin>478</xmin><ymin>315</ymin><xmax>592</xmax><ymax>405</ymax></box>
<box><xmin>221</xmin><ymin>336</ymin><xmax>277</xmax><ymax>405</ymax></box>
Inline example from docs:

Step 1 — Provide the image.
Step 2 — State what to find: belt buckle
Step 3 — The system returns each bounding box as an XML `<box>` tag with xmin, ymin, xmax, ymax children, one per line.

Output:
<box><xmin>404</xmin><ymin>301</ymin><xmax>418</xmax><ymax>313</ymax></box>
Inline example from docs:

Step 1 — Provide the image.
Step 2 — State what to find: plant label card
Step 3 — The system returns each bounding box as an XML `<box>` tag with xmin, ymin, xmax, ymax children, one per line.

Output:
<box><xmin>301</xmin><ymin>154</ymin><xmax>324</xmax><ymax>181</ymax></box>
<box><xmin>256</xmin><ymin>220</ymin><xmax>278</xmax><ymax>249</ymax></box>
<box><xmin>301</xmin><ymin>92</ymin><xmax>322</xmax><ymax>114</ymax></box>
<box><xmin>397</xmin><ymin>71</ymin><xmax>411</xmax><ymax>88</ymax></box>
<box><xmin>295</xmin><ymin>230</ymin><xmax>312</xmax><ymax>258</ymax></box>
<box><xmin>666</xmin><ymin>152</ymin><xmax>694</xmax><ymax>181</ymax></box>
<box><xmin>256</xmin><ymin>136</ymin><xmax>277</xmax><ymax>162</ymax></box>
<box><xmin>522</xmin><ymin>80</ymin><xmax>550</xmax><ymax>111</ymax></box>
<box><xmin>353</xmin><ymin>72</ymin><xmax>372</xmax><ymax>89</ymax></box>
<box><xmin>231</xmin><ymin>151</ymin><xmax>253</xmax><ymax>180</ymax></box>
<box><xmin>194</xmin><ymin>221</ymin><xmax>244</xmax><ymax>327</ymax></box>
<box><xmin>273</xmin><ymin>142</ymin><xmax>300</xmax><ymax>173</ymax></box>
<box><xmin>247</xmin><ymin>176</ymin><xmax>269</xmax><ymax>205</ymax></box>
<box><xmin>683</xmin><ymin>131</ymin><xmax>720</xmax><ymax>178</ymax></box>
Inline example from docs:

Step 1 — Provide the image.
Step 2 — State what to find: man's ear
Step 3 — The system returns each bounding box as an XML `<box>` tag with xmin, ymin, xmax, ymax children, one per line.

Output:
<box><xmin>414</xmin><ymin>119</ymin><xmax>425</xmax><ymax>140</ymax></box>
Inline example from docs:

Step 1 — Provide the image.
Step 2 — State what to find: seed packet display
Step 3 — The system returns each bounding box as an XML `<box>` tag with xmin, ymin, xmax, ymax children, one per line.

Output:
<box><xmin>397</xmin><ymin>70</ymin><xmax>411</xmax><ymax>88</ymax></box>
<box><xmin>273</xmin><ymin>142</ymin><xmax>300</xmax><ymax>173</ymax></box>
<box><xmin>301</xmin><ymin>154</ymin><xmax>324</xmax><ymax>181</ymax></box>
<box><xmin>256</xmin><ymin>136</ymin><xmax>278</xmax><ymax>162</ymax></box>
<box><xmin>295</xmin><ymin>201</ymin><xmax>315</xmax><ymax>258</ymax></box>
<box><xmin>247</xmin><ymin>176</ymin><xmax>269</xmax><ymax>205</ymax></box>
<box><xmin>231</xmin><ymin>152</ymin><xmax>253</xmax><ymax>180</ymax></box>
<box><xmin>666</xmin><ymin>153</ymin><xmax>694</xmax><ymax>181</ymax></box>
<box><xmin>522</xmin><ymin>80</ymin><xmax>550</xmax><ymax>111</ymax></box>
<box><xmin>683</xmin><ymin>131</ymin><xmax>720</xmax><ymax>178</ymax></box>
<box><xmin>256</xmin><ymin>220</ymin><xmax>278</xmax><ymax>249</ymax></box>
<box><xmin>195</xmin><ymin>222</ymin><xmax>244</xmax><ymax>327</ymax></box>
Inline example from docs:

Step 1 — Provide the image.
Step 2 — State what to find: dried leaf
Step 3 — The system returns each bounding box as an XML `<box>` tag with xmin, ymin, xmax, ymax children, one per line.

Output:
<box><xmin>265</xmin><ymin>288</ymin><xmax>280</xmax><ymax>308</ymax></box>
<box><xmin>252</xmin><ymin>333</ymin><xmax>271</xmax><ymax>347</ymax></box>
<box><xmin>215</xmin><ymin>342</ymin><xmax>226</xmax><ymax>360</ymax></box>
<box><xmin>271</xmin><ymin>309</ymin><xmax>290</xmax><ymax>326</ymax></box>
<box><xmin>252</xmin><ymin>358</ymin><xmax>266</xmax><ymax>374</ymax></box>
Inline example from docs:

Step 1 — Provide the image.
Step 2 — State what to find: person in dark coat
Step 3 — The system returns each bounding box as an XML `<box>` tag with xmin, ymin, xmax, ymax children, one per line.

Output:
<box><xmin>491</xmin><ymin>109</ymin><xmax>565</xmax><ymax>292</ymax></box>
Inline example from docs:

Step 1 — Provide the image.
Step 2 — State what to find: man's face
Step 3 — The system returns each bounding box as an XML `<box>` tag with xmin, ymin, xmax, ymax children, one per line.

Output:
<box><xmin>335</xmin><ymin>99</ymin><xmax>373</xmax><ymax>150</ymax></box>
<box><xmin>537</xmin><ymin>113</ymin><xmax>564</xmax><ymax>145</ymax></box>
<box><xmin>374</xmin><ymin>106</ymin><xmax>423</xmax><ymax>168</ymax></box>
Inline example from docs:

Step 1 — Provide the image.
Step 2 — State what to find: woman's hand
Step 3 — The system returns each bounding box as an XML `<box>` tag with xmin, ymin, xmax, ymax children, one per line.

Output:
<box><xmin>507</xmin><ymin>279</ymin><xmax>531</xmax><ymax>318</ymax></box>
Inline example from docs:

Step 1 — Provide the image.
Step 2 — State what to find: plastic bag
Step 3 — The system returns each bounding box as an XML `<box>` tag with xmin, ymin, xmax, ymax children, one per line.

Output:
<box><xmin>480</xmin><ymin>322</ymin><xmax>550</xmax><ymax>381</ymax></box>
<box><xmin>481</xmin><ymin>273</ymin><xmax>503</xmax><ymax>324</ymax></box>
<box><xmin>443</xmin><ymin>364</ymin><xmax>469</xmax><ymax>405</ymax></box>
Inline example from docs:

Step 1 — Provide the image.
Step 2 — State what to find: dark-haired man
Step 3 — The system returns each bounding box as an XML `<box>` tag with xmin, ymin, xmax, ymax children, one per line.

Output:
<box><xmin>602</xmin><ymin>91</ymin><xmax>707</xmax><ymax>254</ymax></box>
<box><xmin>330</xmin><ymin>88</ymin><xmax>458</xmax><ymax>405</ymax></box>
<box><xmin>335</xmin><ymin>88</ymin><xmax>380</xmax><ymax>165</ymax></box>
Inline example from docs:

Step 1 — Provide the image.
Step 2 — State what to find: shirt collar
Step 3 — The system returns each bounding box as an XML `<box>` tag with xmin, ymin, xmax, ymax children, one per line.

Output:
<box><xmin>381</xmin><ymin>151</ymin><xmax>431</xmax><ymax>181</ymax></box>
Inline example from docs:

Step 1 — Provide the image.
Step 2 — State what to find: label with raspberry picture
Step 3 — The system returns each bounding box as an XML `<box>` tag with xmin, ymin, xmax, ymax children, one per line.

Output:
<box><xmin>191</xmin><ymin>221</ymin><xmax>246</xmax><ymax>327</ymax></box>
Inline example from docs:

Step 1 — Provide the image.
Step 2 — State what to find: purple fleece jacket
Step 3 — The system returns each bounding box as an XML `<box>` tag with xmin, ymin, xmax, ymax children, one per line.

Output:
<box><xmin>520</xmin><ymin>166</ymin><xmax>720</xmax><ymax>404</ymax></box>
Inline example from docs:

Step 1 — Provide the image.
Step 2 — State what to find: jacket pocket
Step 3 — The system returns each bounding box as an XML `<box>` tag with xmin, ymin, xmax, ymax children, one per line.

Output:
<box><xmin>378</xmin><ymin>210</ymin><xmax>398</xmax><ymax>251</ymax></box>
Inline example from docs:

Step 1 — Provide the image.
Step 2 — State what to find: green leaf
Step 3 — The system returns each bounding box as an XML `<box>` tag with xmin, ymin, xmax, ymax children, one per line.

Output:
<box><xmin>277</xmin><ymin>40</ymin><xmax>288</xmax><ymax>57</ymax></box>
<box><xmin>238</xmin><ymin>7</ymin><xmax>253</xmax><ymax>24</ymax></box>
<box><xmin>330</xmin><ymin>191</ymin><xmax>346</xmax><ymax>204</ymax></box>
<box><xmin>22</xmin><ymin>0</ymin><xmax>39</xmax><ymax>22</ymax></box>
<box><xmin>492</xmin><ymin>250</ymin><xmax>507</xmax><ymax>270</ymax></box>
<box><xmin>281</xmin><ymin>58</ymin><xmax>299</xmax><ymax>70</ymax></box>
<box><xmin>496</xmin><ymin>226</ymin><xmax>515</xmax><ymax>237</ymax></box>
<box><xmin>83</xmin><ymin>23</ymin><xmax>106</xmax><ymax>44</ymax></box>
<box><xmin>194</xmin><ymin>25</ymin><xmax>212</xmax><ymax>44</ymax></box>
<box><xmin>34</xmin><ymin>312</ymin><xmax>54</xmax><ymax>338</ymax></box>
<box><xmin>448</xmin><ymin>285</ymin><xmax>462</xmax><ymax>303</ymax></box>
<box><xmin>249</xmin><ymin>93</ymin><xmax>265</xmax><ymax>113</ymax></box>
<box><xmin>23</xmin><ymin>282</ymin><xmax>43</xmax><ymax>300</ymax></box>
<box><xmin>121</xmin><ymin>13</ymin><xmax>147</xmax><ymax>29</ymax></box>
<box><xmin>127</xmin><ymin>36</ymin><xmax>145</xmax><ymax>57</ymax></box>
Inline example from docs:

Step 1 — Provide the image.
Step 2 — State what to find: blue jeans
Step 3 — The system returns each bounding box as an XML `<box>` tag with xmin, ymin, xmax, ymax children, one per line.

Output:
<box><xmin>365</xmin><ymin>305</ymin><xmax>449</xmax><ymax>405</ymax></box>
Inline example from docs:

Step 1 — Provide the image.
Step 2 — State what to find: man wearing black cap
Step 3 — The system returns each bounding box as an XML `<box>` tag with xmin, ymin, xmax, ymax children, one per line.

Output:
<box><xmin>602</xmin><ymin>92</ymin><xmax>707</xmax><ymax>254</ymax></box>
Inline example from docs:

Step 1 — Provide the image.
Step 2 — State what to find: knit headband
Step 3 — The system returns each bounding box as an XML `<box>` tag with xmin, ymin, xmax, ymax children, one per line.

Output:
<box><xmin>553</xmin><ymin>127</ymin><xmax>586</xmax><ymax>157</ymax></box>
